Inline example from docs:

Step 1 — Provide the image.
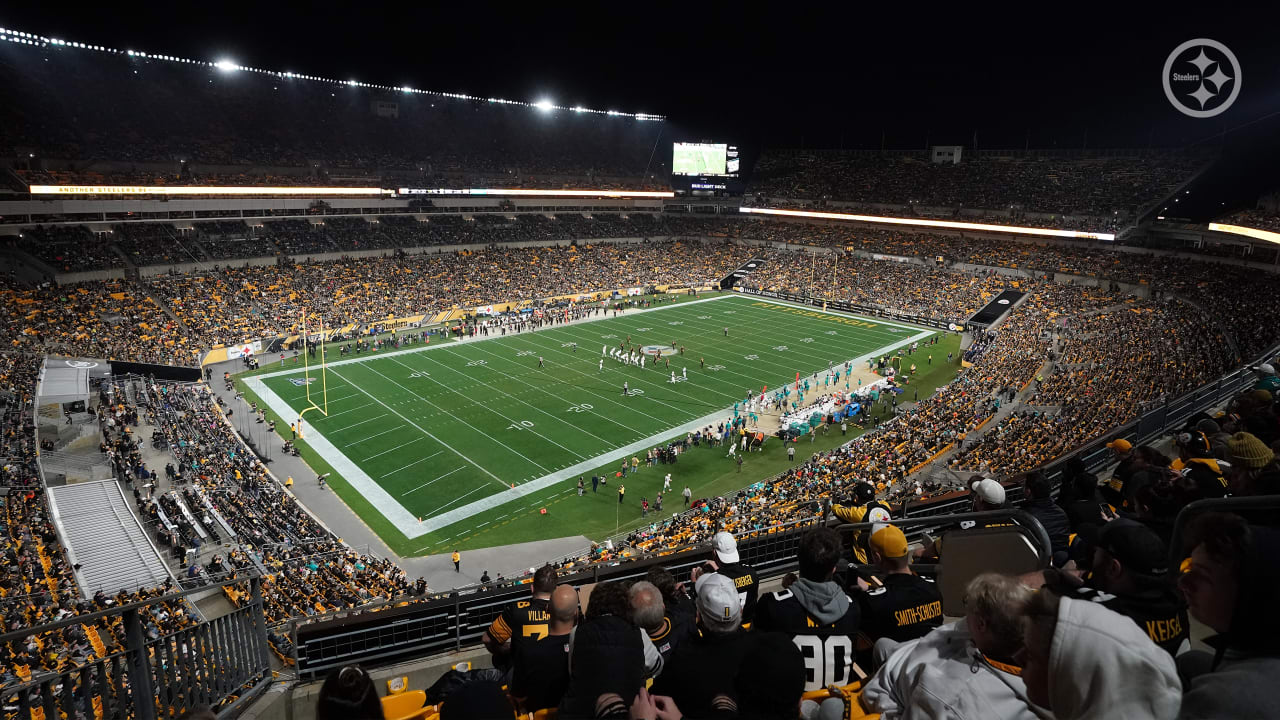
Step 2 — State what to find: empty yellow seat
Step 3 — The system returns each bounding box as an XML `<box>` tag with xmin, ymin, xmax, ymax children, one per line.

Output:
<box><xmin>380</xmin><ymin>689</ymin><xmax>430</xmax><ymax>720</ymax></box>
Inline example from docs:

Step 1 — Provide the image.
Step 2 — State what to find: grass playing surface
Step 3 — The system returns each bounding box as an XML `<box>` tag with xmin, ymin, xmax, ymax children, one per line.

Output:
<box><xmin>240</xmin><ymin>293</ymin><xmax>959</xmax><ymax>556</ymax></box>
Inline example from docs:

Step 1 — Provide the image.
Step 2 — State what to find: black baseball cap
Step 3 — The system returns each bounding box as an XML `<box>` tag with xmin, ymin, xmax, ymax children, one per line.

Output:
<box><xmin>1097</xmin><ymin>519</ymin><xmax>1168</xmax><ymax>577</ymax></box>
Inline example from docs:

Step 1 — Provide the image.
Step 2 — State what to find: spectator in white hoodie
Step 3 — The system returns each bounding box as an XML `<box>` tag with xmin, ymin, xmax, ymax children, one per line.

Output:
<box><xmin>1019</xmin><ymin>589</ymin><xmax>1181</xmax><ymax>719</ymax></box>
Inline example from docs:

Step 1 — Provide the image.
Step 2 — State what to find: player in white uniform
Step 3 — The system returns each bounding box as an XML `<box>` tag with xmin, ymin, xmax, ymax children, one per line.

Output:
<box><xmin>681</xmin><ymin>367</ymin><xmax>687</xmax><ymax>379</ymax></box>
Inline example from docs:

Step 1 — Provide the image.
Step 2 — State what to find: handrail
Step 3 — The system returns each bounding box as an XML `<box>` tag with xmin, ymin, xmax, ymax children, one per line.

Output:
<box><xmin>829</xmin><ymin>508</ymin><xmax>1054</xmax><ymax>567</ymax></box>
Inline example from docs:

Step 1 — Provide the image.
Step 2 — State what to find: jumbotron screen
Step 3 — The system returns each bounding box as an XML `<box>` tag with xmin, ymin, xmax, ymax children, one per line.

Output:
<box><xmin>672</xmin><ymin>142</ymin><xmax>739</xmax><ymax>177</ymax></box>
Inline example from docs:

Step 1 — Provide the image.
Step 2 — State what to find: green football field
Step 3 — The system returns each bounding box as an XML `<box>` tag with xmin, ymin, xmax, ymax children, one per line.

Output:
<box><xmin>241</xmin><ymin>293</ymin><xmax>954</xmax><ymax>556</ymax></box>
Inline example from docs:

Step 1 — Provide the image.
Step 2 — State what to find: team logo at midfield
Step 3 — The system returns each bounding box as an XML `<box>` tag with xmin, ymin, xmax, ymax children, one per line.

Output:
<box><xmin>640</xmin><ymin>344</ymin><xmax>678</xmax><ymax>357</ymax></box>
<box><xmin>289</xmin><ymin>378</ymin><xmax>317</xmax><ymax>386</ymax></box>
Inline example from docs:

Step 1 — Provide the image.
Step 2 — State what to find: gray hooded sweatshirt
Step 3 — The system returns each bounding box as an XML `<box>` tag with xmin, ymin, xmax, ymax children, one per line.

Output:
<box><xmin>1040</xmin><ymin>596</ymin><xmax>1182</xmax><ymax>720</ymax></box>
<box><xmin>787</xmin><ymin>577</ymin><xmax>850</xmax><ymax>625</ymax></box>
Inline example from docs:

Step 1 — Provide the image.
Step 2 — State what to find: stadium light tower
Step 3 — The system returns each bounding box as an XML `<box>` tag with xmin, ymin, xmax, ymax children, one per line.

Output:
<box><xmin>534</xmin><ymin>99</ymin><xmax>555</xmax><ymax>112</ymax></box>
<box><xmin>214</xmin><ymin>59</ymin><xmax>239</xmax><ymax>72</ymax></box>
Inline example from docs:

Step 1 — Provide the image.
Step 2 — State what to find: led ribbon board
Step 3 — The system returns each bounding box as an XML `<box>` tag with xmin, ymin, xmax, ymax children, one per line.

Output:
<box><xmin>396</xmin><ymin>188</ymin><xmax>675</xmax><ymax>198</ymax></box>
<box><xmin>1208</xmin><ymin>223</ymin><xmax>1280</xmax><ymax>245</ymax></box>
<box><xmin>739</xmin><ymin>206</ymin><xmax>1116</xmax><ymax>241</ymax></box>
<box><xmin>28</xmin><ymin>185</ymin><xmax>392</xmax><ymax>196</ymax></box>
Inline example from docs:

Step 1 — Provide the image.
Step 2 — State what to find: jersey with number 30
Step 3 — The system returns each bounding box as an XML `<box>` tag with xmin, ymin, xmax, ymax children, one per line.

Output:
<box><xmin>754</xmin><ymin>587</ymin><xmax>861</xmax><ymax>691</ymax></box>
<box><xmin>487</xmin><ymin>597</ymin><xmax>551</xmax><ymax>650</ymax></box>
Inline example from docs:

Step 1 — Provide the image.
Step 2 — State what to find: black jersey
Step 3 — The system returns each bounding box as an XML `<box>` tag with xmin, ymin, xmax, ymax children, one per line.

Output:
<box><xmin>715</xmin><ymin>563</ymin><xmax>760</xmax><ymax>625</ymax></box>
<box><xmin>486</xmin><ymin>597</ymin><xmax>551</xmax><ymax>650</ymax></box>
<box><xmin>509</xmin><ymin>632</ymin><xmax>570</xmax><ymax>712</ymax></box>
<box><xmin>856</xmin><ymin>572</ymin><xmax>944</xmax><ymax>646</ymax></box>
<box><xmin>645</xmin><ymin>613</ymin><xmax>691</xmax><ymax>664</ymax></box>
<box><xmin>1069</xmin><ymin>586</ymin><xmax>1190</xmax><ymax>657</ymax></box>
<box><xmin>753</xmin><ymin>586</ymin><xmax>861</xmax><ymax>691</ymax></box>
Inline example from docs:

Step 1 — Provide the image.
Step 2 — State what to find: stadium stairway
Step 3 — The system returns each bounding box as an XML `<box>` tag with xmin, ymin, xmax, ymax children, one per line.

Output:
<box><xmin>139</xmin><ymin>279</ymin><xmax>193</xmax><ymax>337</ymax></box>
<box><xmin>47</xmin><ymin>478</ymin><xmax>178</xmax><ymax>596</ymax></box>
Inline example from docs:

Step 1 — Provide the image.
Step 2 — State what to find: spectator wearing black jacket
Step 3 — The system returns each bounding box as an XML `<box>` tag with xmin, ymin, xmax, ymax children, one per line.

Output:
<box><xmin>1022</xmin><ymin>471</ymin><xmax>1070</xmax><ymax>565</ymax></box>
<box><xmin>1058</xmin><ymin>457</ymin><xmax>1109</xmax><ymax>529</ymax></box>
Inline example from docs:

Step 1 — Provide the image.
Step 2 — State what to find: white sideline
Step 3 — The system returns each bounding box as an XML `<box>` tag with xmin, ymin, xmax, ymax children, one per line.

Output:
<box><xmin>244</xmin><ymin>294</ymin><xmax>937</xmax><ymax>541</ymax></box>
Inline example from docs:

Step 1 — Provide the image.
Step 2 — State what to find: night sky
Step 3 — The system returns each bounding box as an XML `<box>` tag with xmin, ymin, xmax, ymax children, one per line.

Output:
<box><xmin>3</xmin><ymin>6</ymin><xmax>1279</xmax><ymax>217</ymax></box>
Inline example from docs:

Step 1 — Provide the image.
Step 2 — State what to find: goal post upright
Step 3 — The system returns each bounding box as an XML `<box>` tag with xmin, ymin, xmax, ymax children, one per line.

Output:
<box><xmin>295</xmin><ymin>309</ymin><xmax>329</xmax><ymax>437</ymax></box>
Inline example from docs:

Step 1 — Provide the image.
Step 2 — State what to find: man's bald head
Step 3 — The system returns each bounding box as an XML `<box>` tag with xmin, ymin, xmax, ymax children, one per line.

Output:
<box><xmin>550</xmin><ymin>585</ymin><xmax>578</xmax><ymax>633</ymax></box>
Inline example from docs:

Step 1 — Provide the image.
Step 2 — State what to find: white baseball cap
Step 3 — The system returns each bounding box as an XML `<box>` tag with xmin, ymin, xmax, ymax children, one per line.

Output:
<box><xmin>1256</xmin><ymin>363</ymin><xmax>1276</xmax><ymax>376</ymax></box>
<box><xmin>695</xmin><ymin>572</ymin><xmax>742</xmax><ymax>631</ymax></box>
<box><xmin>712</xmin><ymin>531</ymin><xmax>740</xmax><ymax>564</ymax></box>
<box><xmin>969</xmin><ymin>477</ymin><xmax>1006</xmax><ymax>505</ymax></box>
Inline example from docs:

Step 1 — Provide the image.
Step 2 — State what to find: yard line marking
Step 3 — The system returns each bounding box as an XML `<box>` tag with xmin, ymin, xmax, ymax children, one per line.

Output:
<box><xmin>361</xmin><ymin>436</ymin><xmax>417</xmax><ymax>460</ymax></box>
<box><xmin>428</xmin><ymin>345</ymin><xmax>645</xmax><ymax>437</ymax></box>
<box><xmin>356</xmin><ymin>362</ymin><xmax>550</xmax><ymax>478</ymax></box>
<box><xmin>384</xmin><ymin>451</ymin><xmax>445</xmax><ymax>480</ymax></box>
<box><xmin>328</xmin><ymin>365</ymin><xmax>510</xmax><ymax>485</ymax></box>
<box><xmin>329</xmin><ymin>413</ymin><xmax>389</xmax><ymax>434</ymax></box>
<box><xmin>385</xmin><ymin>355</ymin><xmax>594</xmax><ymax>459</ymax></box>
<box><xmin>460</xmin><ymin>341</ymin><xmax>661</xmax><ymax>430</ymax></box>
<box><xmin>310</xmin><ymin>400</ymin><xmax>375</xmax><ymax>420</ymax></box>
<box><xmin>433</xmin><ymin>485</ymin><xmax>488</xmax><ymax>514</ymax></box>
<box><xmin>402</xmin><ymin>463</ymin><xmax>460</xmax><ymax>493</ymax></box>
<box><xmin>350</xmin><ymin>425</ymin><xmax>405</xmax><ymax>445</ymax></box>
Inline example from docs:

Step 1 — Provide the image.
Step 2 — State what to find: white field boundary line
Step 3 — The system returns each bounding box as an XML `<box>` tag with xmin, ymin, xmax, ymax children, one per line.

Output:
<box><xmin>252</xmin><ymin>294</ymin><xmax>740</xmax><ymax>381</ymax></box>
<box><xmin>243</xmin><ymin>375</ymin><xmax>427</xmax><ymax>536</ymax></box>
<box><xmin>246</xmin><ymin>293</ymin><xmax>938</xmax><ymax>542</ymax></box>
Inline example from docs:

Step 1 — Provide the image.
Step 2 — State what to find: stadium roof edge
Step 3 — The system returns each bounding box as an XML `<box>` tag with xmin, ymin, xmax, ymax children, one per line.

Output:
<box><xmin>0</xmin><ymin>26</ymin><xmax>665</xmax><ymax>121</ymax></box>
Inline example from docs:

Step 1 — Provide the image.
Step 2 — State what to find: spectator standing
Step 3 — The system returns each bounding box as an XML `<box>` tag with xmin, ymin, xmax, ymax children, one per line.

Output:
<box><xmin>509</xmin><ymin>584</ymin><xmax>577</xmax><ymax>713</ymax></box>
<box><xmin>1022</xmin><ymin>471</ymin><xmax>1070</xmax><ymax>564</ymax></box>
<box><xmin>629</xmin><ymin>580</ymin><xmax>686</xmax><ymax>666</ymax></box>
<box><xmin>753</xmin><ymin>527</ymin><xmax>861</xmax><ymax>691</ymax></box>
<box><xmin>650</xmin><ymin>573</ymin><xmax>752</xmax><ymax>716</ymax></box>
<box><xmin>483</xmin><ymin>565</ymin><xmax>557</xmax><ymax>664</ymax></box>
<box><xmin>854</xmin><ymin>524</ymin><xmax>944</xmax><ymax>664</ymax></box>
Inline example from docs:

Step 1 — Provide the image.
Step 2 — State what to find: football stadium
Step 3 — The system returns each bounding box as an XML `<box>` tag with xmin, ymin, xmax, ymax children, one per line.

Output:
<box><xmin>0</xmin><ymin>11</ymin><xmax>1277</xmax><ymax>720</ymax></box>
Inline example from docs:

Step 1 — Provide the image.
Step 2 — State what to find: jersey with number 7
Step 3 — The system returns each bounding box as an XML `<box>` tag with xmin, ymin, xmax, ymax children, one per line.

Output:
<box><xmin>486</xmin><ymin>597</ymin><xmax>552</xmax><ymax>651</ymax></box>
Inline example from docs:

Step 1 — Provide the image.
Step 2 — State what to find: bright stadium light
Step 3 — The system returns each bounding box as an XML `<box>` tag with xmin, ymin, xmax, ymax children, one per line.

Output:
<box><xmin>739</xmin><ymin>206</ymin><xmax>1116</xmax><ymax>241</ymax></box>
<box><xmin>347</xmin><ymin>79</ymin><xmax>358</xmax><ymax>86</ymax></box>
<box><xmin>573</xmin><ymin>106</ymin><xmax>586</xmax><ymax>113</ymax></box>
<box><xmin>214</xmin><ymin>59</ymin><xmax>239</xmax><ymax>72</ymax></box>
<box><xmin>534</xmin><ymin>99</ymin><xmax>555</xmax><ymax>112</ymax></box>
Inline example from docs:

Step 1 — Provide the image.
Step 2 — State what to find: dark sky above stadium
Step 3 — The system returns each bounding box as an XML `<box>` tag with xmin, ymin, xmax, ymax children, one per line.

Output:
<box><xmin>5</xmin><ymin>5</ymin><xmax>1279</xmax><ymax>214</ymax></box>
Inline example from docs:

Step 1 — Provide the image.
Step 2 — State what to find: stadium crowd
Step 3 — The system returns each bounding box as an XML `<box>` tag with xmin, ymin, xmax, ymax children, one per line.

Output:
<box><xmin>1217</xmin><ymin>207</ymin><xmax>1280</xmax><ymax>232</ymax></box>
<box><xmin>748</xmin><ymin>151</ymin><xmax>1207</xmax><ymax>219</ymax></box>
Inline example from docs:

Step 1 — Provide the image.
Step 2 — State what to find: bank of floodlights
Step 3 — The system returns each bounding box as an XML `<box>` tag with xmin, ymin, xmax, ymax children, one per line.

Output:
<box><xmin>0</xmin><ymin>25</ymin><xmax>665</xmax><ymax>120</ymax></box>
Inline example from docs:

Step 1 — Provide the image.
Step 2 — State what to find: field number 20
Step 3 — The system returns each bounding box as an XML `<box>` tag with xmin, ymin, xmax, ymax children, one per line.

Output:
<box><xmin>566</xmin><ymin>404</ymin><xmax>594</xmax><ymax>413</ymax></box>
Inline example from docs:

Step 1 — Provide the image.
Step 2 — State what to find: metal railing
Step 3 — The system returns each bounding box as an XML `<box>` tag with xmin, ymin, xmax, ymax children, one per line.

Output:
<box><xmin>291</xmin><ymin>517</ymin><xmax>820</xmax><ymax>681</ymax></box>
<box><xmin>0</xmin><ymin>577</ymin><xmax>272</xmax><ymax>720</ymax></box>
